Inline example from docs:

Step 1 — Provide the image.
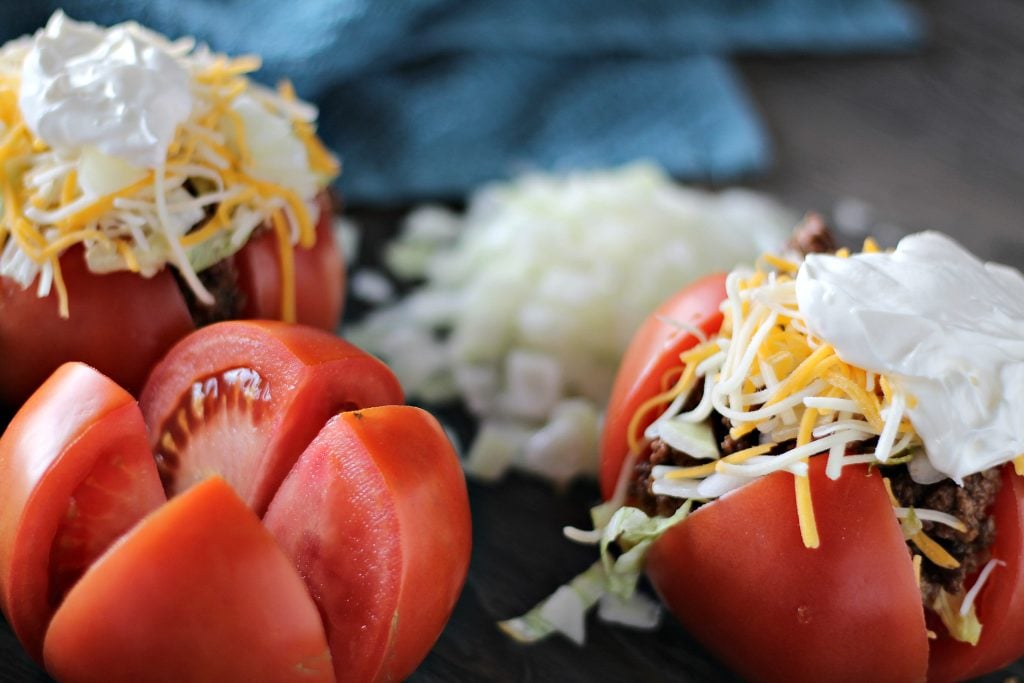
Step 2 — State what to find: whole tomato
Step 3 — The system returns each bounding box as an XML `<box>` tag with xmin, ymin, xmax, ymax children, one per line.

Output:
<box><xmin>600</xmin><ymin>275</ymin><xmax>1024</xmax><ymax>683</ymax></box>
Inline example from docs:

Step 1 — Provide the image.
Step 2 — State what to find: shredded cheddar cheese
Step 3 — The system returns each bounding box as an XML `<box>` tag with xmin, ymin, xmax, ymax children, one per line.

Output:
<box><xmin>639</xmin><ymin>239</ymin><xmax>928</xmax><ymax>550</ymax></box>
<box><xmin>0</xmin><ymin>32</ymin><xmax>338</xmax><ymax>319</ymax></box>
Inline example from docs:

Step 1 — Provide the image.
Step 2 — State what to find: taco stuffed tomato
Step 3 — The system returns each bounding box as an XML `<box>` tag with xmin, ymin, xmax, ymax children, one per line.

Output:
<box><xmin>591</xmin><ymin>224</ymin><xmax>1024</xmax><ymax>683</ymax></box>
<box><xmin>0</xmin><ymin>11</ymin><xmax>344</xmax><ymax>405</ymax></box>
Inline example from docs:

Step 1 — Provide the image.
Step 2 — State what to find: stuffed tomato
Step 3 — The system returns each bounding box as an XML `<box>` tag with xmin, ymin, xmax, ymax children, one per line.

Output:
<box><xmin>0</xmin><ymin>321</ymin><xmax>472</xmax><ymax>683</ymax></box>
<box><xmin>599</xmin><ymin>228</ymin><xmax>1024</xmax><ymax>683</ymax></box>
<box><xmin>0</xmin><ymin>12</ymin><xmax>345</xmax><ymax>405</ymax></box>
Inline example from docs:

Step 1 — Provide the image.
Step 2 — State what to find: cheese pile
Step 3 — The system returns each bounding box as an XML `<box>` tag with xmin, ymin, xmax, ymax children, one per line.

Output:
<box><xmin>0</xmin><ymin>12</ymin><xmax>338</xmax><ymax>319</ymax></box>
<box><xmin>637</xmin><ymin>240</ymin><xmax>984</xmax><ymax>568</ymax></box>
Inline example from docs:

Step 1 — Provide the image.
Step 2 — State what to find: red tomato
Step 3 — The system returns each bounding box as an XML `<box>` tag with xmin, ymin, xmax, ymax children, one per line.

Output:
<box><xmin>0</xmin><ymin>247</ymin><xmax>195</xmax><ymax>406</ymax></box>
<box><xmin>927</xmin><ymin>466</ymin><xmax>1024</xmax><ymax>683</ymax></box>
<box><xmin>599</xmin><ymin>273</ymin><xmax>726</xmax><ymax>499</ymax></box>
<box><xmin>139</xmin><ymin>320</ymin><xmax>404</xmax><ymax>515</ymax></box>
<box><xmin>0</xmin><ymin>322</ymin><xmax>470</xmax><ymax>682</ymax></box>
<box><xmin>43</xmin><ymin>477</ymin><xmax>334</xmax><ymax>683</ymax></box>
<box><xmin>0</xmin><ymin>191</ymin><xmax>344</xmax><ymax>407</ymax></box>
<box><xmin>601</xmin><ymin>275</ymin><xmax>1024</xmax><ymax>683</ymax></box>
<box><xmin>265</xmin><ymin>406</ymin><xmax>472</xmax><ymax>683</ymax></box>
<box><xmin>0</xmin><ymin>363</ymin><xmax>165</xmax><ymax>661</ymax></box>
<box><xmin>647</xmin><ymin>458</ymin><xmax>929</xmax><ymax>683</ymax></box>
<box><xmin>234</xmin><ymin>192</ymin><xmax>345</xmax><ymax>330</ymax></box>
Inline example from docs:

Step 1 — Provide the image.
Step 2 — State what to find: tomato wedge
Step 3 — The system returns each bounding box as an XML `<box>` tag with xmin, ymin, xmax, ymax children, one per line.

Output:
<box><xmin>0</xmin><ymin>247</ymin><xmax>195</xmax><ymax>405</ymax></box>
<box><xmin>265</xmin><ymin>406</ymin><xmax>472</xmax><ymax>683</ymax></box>
<box><xmin>0</xmin><ymin>363</ymin><xmax>165</xmax><ymax>661</ymax></box>
<box><xmin>43</xmin><ymin>477</ymin><xmax>334</xmax><ymax>683</ymax></box>
<box><xmin>140</xmin><ymin>320</ymin><xmax>404</xmax><ymax>515</ymax></box>
<box><xmin>646</xmin><ymin>459</ymin><xmax>929</xmax><ymax>683</ymax></box>
<box><xmin>599</xmin><ymin>273</ymin><xmax>726</xmax><ymax>499</ymax></box>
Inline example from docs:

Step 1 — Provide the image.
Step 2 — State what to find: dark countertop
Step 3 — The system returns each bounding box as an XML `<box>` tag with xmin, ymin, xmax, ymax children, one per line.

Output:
<box><xmin>3</xmin><ymin>0</ymin><xmax>1023</xmax><ymax>681</ymax></box>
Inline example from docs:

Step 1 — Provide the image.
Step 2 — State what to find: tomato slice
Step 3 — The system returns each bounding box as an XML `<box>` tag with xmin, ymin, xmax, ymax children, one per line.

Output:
<box><xmin>599</xmin><ymin>273</ymin><xmax>727</xmax><ymax>499</ymax></box>
<box><xmin>264</xmin><ymin>406</ymin><xmax>471</xmax><ymax>683</ymax></box>
<box><xmin>139</xmin><ymin>320</ymin><xmax>404</xmax><ymax>514</ymax></box>
<box><xmin>927</xmin><ymin>465</ymin><xmax>1024</xmax><ymax>683</ymax></box>
<box><xmin>646</xmin><ymin>458</ymin><xmax>930</xmax><ymax>683</ymax></box>
<box><xmin>235</xmin><ymin>192</ymin><xmax>345</xmax><ymax>331</ymax></box>
<box><xmin>0</xmin><ymin>363</ymin><xmax>165</xmax><ymax>661</ymax></box>
<box><xmin>0</xmin><ymin>247</ymin><xmax>195</xmax><ymax>405</ymax></box>
<box><xmin>42</xmin><ymin>477</ymin><xmax>334</xmax><ymax>683</ymax></box>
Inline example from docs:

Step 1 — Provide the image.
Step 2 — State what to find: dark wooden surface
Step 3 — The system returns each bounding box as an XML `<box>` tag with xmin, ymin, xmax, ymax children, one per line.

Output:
<box><xmin>3</xmin><ymin>1</ymin><xmax>1024</xmax><ymax>681</ymax></box>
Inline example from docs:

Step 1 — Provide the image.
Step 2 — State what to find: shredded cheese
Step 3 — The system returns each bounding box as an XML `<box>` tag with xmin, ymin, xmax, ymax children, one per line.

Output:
<box><xmin>0</xmin><ymin>32</ymin><xmax>338</xmax><ymax>317</ymax></box>
<box><xmin>626</xmin><ymin>239</ymin><xmax>929</xmax><ymax>551</ymax></box>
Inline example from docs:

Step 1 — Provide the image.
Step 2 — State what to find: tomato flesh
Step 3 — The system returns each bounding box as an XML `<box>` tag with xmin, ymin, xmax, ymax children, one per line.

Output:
<box><xmin>0</xmin><ymin>363</ymin><xmax>165</xmax><ymax>661</ymax></box>
<box><xmin>264</xmin><ymin>407</ymin><xmax>472</xmax><ymax>683</ymax></box>
<box><xmin>599</xmin><ymin>273</ymin><xmax>727</xmax><ymax>499</ymax></box>
<box><xmin>0</xmin><ymin>248</ymin><xmax>195</xmax><ymax>405</ymax></box>
<box><xmin>140</xmin><ymin>320</ymin><xmax>404</xmax><ymax>514</ymax></box>
<box><xmin>647</xmin><ymin>458</ymin><xmax>929</xmax><ymax>683</ymax></box>
<box><xmin>43</xmin><ymin>477</ymin><xmax>334</xmax><ymax>683</ymax></box>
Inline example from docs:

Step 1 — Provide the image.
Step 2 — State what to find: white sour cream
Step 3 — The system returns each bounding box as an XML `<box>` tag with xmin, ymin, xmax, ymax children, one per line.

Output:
<box><xmin>19</xmin><ymin>11</ymin><xmax>192</xmax><ymax>168</ymax></box>
<box><xmin>795</xmin><ymin>231</ymin><xmax>1024</xmax><ymax>482</ymax></box>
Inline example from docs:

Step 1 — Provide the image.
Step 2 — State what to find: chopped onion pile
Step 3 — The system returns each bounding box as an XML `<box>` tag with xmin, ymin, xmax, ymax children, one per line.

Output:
<box><xmin>347</xmin><ymin>163</ymin><xmax>794</xmax><ymax>484</ymax></box>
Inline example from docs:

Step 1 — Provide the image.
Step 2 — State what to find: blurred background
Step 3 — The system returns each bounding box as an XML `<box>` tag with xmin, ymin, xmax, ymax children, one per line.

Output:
<box><xmin>2</xmin><ymin>1</ymin><xmax>1023</xmax><ymax>681</ymax></box>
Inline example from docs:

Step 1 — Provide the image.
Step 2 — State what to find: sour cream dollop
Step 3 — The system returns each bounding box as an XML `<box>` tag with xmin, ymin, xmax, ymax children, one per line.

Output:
<box><xmin>795</xmin><ymin>231</ymin><xmax>1024</xmax><ymax>482</ymax></box>
<box><xmin>19</xmin><ymin>11</ymin><xmax>192</xmax><ymax>168</ymax></box>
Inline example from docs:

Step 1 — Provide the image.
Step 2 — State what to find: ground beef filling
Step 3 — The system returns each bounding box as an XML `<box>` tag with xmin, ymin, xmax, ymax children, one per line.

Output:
<box><xmin>173</xmin><ymin>257</ymin><xmax>247</xmax><ymax>327</ymax></box>
<box><xmin>632</xmin><ymin>431</ymin><xmax>1003</xmax><ymax>607</ymax></box>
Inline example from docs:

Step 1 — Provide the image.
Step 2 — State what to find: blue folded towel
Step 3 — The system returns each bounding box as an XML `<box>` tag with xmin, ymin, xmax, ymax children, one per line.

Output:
<box><xmin>0</xmin><ymin>1</ymin><xmax>921</xmax><ymax>202</ymax></box>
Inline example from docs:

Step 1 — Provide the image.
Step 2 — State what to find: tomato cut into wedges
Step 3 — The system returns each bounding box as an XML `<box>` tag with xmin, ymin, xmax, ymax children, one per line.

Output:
<box><xmin>0</xmin><ymin>363</ymin><xmax>165</xmax><ymax>661</ymax></box>
<box><xmin>140</xmin><ymin>320</ymin><xmax>404</xmax><ymax>514</ymax></box>
<box><xmin>646</xmin><ymin>458</ymin><xmax>929</xmax><ymax>683</ymax></box>
<box><xmin>265</xmin><ymin>406</ymin><xmax>472</xmax><ymax>683</ymax></box>
<box><xmin>599</xmin><ymin>273</ymin><xmax>726</xmax><ymax>499</ymax></box>
<box><xmin>43</xmin><ymin>477</ymin><xmax>334</xmax><ymax>683</ymax></box>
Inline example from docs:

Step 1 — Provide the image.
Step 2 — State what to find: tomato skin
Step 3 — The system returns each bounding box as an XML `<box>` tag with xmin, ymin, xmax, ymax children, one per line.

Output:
<box><xmin>599</xmin><ymin>273</ymin><xmax>727</xmax><ymax>499</ymax></box>
<box><xmin>0</xmin><ymin>247</ymin><xmax>195</xmax><ymax>406</ymax></box>
<box><xmin>140</xmin><ymin>320</ymin><xmax>404</xmax><ymax>514</ymax></box>
<box><xmin>0</xmin><ymin>363</ymin><xmax>165</xmax><ymax>661</ymax></box>
<box><xmin>264</xmin><ymin>406</ymin><xmax>472</xmax><ymax>683</ymax></box>
<box><xmin>647</xmin><ymin>458</ymin><xmax>929</xmax><ymax>683</ymax></box>
<box><xmin>42</xmin><ymin>477</ymin><xmax>334</xmax><ymax>683</ymax></box>
<box><xmin>927</xmin><ymin>465</ymin><xmax>1024</xmax><ymax>683</ymax></box>
<box><xmin>235</xmin><ymin>192</ymin><xmax>345</xmax><ymax>331</ymax></box>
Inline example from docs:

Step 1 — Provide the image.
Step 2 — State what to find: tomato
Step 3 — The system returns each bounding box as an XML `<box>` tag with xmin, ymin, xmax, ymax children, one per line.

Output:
<box><xmin>265</xmin><ymin>406</ymin><xmax>472</xmax><ymax>683</ymax></box>
<box><xmin>0</xmin><ymin>363</ymin><xmax>165</xmax><ymax>661</ymax></box>
<box><xmin>601</xmin><ymin>275</ymin><xmax>1024</xmax><ymax>683</ymax></box>
<box><xmin>647</xmin><ymin>458</ymin><xmax>929</xmax><ymax>683</ymax></box>
<box><xmin>927</xmin><ymin>466</ymin><xmax>1024</xmax><ymax>683</ymax></box>
<box><xmin>43</xmin><ymin>477</ymin><xmax>334</xmax><ymax>683</ymax></box>
<box><xmin>0</xmin><ymin>322</ymin><xmax>471</xmax><ymax>682</ymax></box>
<box><xmin>599</xmin><ymin>273</ymin><xmax>727</xmax><ymax>499</ymax></box>
<box><xmin>234</xmin><ymin>192</ymin><xmax>345</xmax><ymax>330</ymax></box>
<box><xmin>0</xmin><ymin>192</ymin><xmax>344</xmax><ymax>407</ymax></box>
<box><xmin>0</xmin><ymin>247</ymin><xmax>195</xmax><ymax>406</ymax></box>
<box><xmin>139</xmin><ymin>320</ymin><xmax>404</xmax><ymax>515</ymax></box>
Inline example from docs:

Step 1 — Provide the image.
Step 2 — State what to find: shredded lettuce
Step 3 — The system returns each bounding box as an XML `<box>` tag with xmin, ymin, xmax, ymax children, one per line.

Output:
<box><xmin>932</xmin><ymin>588</ymin><xmax>982</xmax><ymax>645</ymax></box>
<box><xmin>501</xmin><ymin>502</ymin><xmax>690</xmax><ymax>645</ymax></box>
